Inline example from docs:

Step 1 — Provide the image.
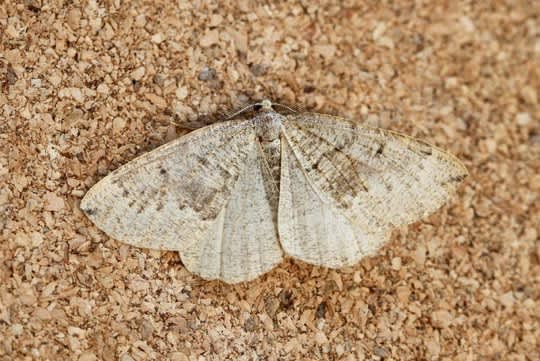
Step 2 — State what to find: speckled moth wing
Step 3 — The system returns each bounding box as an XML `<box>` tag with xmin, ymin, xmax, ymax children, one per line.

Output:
<box><xmin>81</xmin><ymin>120</ymin><xmax>254</xmax><ymax>250</ymax></box>
<box><xmin>181</xmin><ymin>139</ymin><xmax>283</xmax><ymax>283</ymax></box>
<box><xmin>81</xmin><ymin>121</ymin><xmax>282</xmax><ymax>283</ymax></box>
<box><xmin>278</xmin><ymin>113</ymin><xmax>467</xmax><ymax>267</ymax></box>
<box><xmin>279</xmin><ymin>137</ymin><xmax>391</xmax><ymax>268</ymax></box>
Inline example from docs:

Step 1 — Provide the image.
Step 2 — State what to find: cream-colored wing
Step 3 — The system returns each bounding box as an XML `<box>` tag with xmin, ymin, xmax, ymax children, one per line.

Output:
<box><xmin>278</xmin><ymin>113</ymin><xmax>467</xmax><ymax>267</ymax></box>
<box><xmin>181</xmin><ymin>140</ymin><xmax>283</xmax><ymax>283</ymax></box>
<box><xmin>279</xmin><ymin>138</ymin><xmax>391</xmax><ymax>267</ymax></box>
<box><xmin>81</xmin><ymin>120</ymin><xmax>255</xmax><ymax>252</ymax></box>
<box><xmin>81</xmin><ymin>119</ymin><xmax>283</xmax><ymax>283</ymax></box>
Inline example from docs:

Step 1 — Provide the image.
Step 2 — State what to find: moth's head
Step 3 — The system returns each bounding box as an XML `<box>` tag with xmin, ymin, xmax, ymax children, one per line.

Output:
<box><xmin>253</xmin><ymin>99</ymin><xmax>274</xmax><ymax>112</ymax></box>
<box><xmin>253</xmin><ymin>104</ymin><xmax>284</xmax><ymax>141</ymax></box>
<box><xmin>225</xmin><ymin>99</ymin><xmax>276</xmax><ymax>121</ymax></box>
<box><xmin>253</xmin><ymin>99</ymin><xmax>298</xmax><ymax>115</ymax></box>
<box><xmin>255</xmin><ymin>99</ymin><xmax>274</xmax><ymax>112</ymax></box>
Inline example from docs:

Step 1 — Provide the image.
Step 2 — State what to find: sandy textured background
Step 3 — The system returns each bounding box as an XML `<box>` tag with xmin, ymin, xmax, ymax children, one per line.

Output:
<box><xmin>1</xmin><ymin>1</ymin><xmax>539</xmax><ymax>360</ymax></box>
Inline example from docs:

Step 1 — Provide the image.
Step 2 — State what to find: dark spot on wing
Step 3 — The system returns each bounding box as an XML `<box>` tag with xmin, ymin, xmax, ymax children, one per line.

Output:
<box><xmin>201</xmin><ymin>214</ymin><xmax>215</xmax><ymax>221</ymax></box>
<box><xmin>197</xmin><ymin>156</ymin><xmax>209</xmax><ymax>166</ymax></box>
<box><xmin>358</xmin><ymin>179</ymin><xmax>369</xmax><ymax>192</ymax></box>
<box><xmin>128</xmin><ymin>200</ymin><xmax>135</xmax><ymax>207</ymax></box>
<box><xmin>83</xmin><ymin>207</ymin><xmax>97</xmax><ymax>215</ymax></box>
<box><xmin>156</xmin><ymin>202</ymin><xmax>164</xmax><ymax>211</ymax></box>
<box><xmin>418</xmin><ymin>141</ymin><xmax>433</xmax><ymax>155</ymax></box>
<box><xmin>291</xmin><ymin>124</ymin><xmax>372</xmax><ymax>208</ymax></box>
<box><xmin>409</xmin><ymin>140</ymin><xmax>433</xmax><ymax>156</ymax></box>
<box><xmin>159</xmin><ymin>167</ymin><xmax>167</xmax><ymax>175</ymax></box>
<box><xmin>216</xmin><ymin>163</ymin><xmax>234</xmax><ymax>179</ymax></box>
<box><xmin>136</xmin><ymin>205</ymin><xmax>145</xmax><ymax>214</ymax></box>
<box><xmin>332</xmin><ymin>136</ymin><xmax>354</xmax><ymax>152</ymax></box>
<box><xmin>194</xmin><ymin>191</ymin><xmax>218</xmax><ymax>213</ymax></box>
<box><xmin>122</xmin><ymin>189</ymin><xmax>129</xmax><ymax>197</ymax></box>
<box><xmin>375</xmin><ymin>142</ymin><xmax>385</xmax><ymax>156</ymax></box>
<box><xmin>449</xmin><ymin>174</ymin><xmax>467</xmax><ymax>183</ymax></box>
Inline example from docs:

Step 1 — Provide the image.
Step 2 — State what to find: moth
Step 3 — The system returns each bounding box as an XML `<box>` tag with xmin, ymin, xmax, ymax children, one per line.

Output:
<box><xmin>81</xmin><ymin>100</ymin><xmax>467</xmax><ymax>283</ymax></box>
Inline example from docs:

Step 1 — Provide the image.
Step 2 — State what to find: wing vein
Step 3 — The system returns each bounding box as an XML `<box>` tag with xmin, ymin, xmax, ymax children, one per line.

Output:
<box><xmin>281</xmin><ymin>131</ymin><xmax>331</xmax><ymax>205</ymax></box>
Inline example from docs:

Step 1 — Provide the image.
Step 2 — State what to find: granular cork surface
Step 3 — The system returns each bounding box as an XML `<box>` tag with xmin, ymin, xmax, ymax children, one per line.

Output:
<box><xmin>1</xmin><ymin>1</ymin><xmax>539</xmax><ymax>360</ymax></box>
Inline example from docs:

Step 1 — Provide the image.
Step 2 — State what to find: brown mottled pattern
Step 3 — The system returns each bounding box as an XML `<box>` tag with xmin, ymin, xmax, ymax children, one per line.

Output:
<box><xmin>180</xmin><ymin>139</ymin><xmax>283</xmax><ymax>283</ymax></box>
<box><xmin>81</xmin><ymin>119</ymin><xmax>257</xmax><ymax>253</ymax></box>
<box><xmin>283</xmin><ymin>122</ymin><xmax>371</xmax><ymax>208</ymax></box>
<box><xmin>282</xmin><ymin>113</ymin><xmax>468</xmax><ymax>231</ymax></box>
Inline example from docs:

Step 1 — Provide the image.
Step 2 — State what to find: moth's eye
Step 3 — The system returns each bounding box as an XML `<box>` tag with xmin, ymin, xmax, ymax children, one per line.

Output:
<box><xmin>253</xmin><ymin>104</ymin><xmax>262</xmax><ymax>112</ymax></box>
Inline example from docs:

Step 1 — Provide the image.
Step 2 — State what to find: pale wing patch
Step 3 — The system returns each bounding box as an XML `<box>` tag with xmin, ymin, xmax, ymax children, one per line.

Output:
<box><xmin>278</xmin><ymin>136</ymin><xmax>390</xmax><ymax>268</ymax></box>
<box><xmin>282</xmin><ymin>113</ymin><xmax>468</xmax><ymax>234</ymax></box>
<box><xmin>181</xmin><ymin>140</ymin><xmax>283</xmax><ymax>283</ymax></box>
<box><xmin>80</xmin><ymin>120</ymin><xmax>256</xmax><ymax>252</ymax></box>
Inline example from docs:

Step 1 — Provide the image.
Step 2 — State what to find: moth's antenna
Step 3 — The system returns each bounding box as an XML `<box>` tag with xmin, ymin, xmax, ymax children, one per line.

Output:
<box><xmin>224</xmin><ymin>103</ymin><xmax>258</xmax><ymax>120</ymax></box>
<box><xmin>225</xmin><ymin>99</ymin><xmax>277</xmax><ymax>119</ymax></box>
<box><xmin>271</xmin><ymin>102</ymin><xmax>299</xmax><ymax>114</ymax></box>
<box><xmin>223</xmin><ymin>99</ymin><xmax>300</xmax><ymax>120</ymax></box>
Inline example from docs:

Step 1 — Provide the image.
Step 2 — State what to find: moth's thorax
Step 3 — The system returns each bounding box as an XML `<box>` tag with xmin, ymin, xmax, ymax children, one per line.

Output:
<box><xmin>254</xmin><ymin>111</ymin><xmax>284</xmax><ymax>142</ymax></box>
